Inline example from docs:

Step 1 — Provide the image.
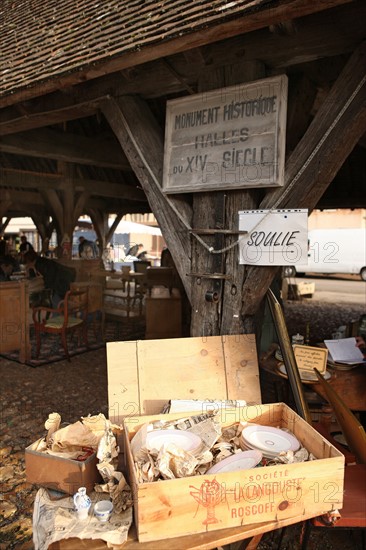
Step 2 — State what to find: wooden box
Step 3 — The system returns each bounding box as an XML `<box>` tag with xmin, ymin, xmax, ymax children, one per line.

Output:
<box><xmin>106</xmin><ymin>334</ymin><xmax>261</xmax><ymax>420</ymax></box>
<box><xmin>123</xmin><ymin>404</ymin><xmax>344</xmax><ymax>542</ymax></box>
<box><xmin>106</xmin><ymin>335</ymin><xmax>344</xmax><ymax>543</ymax></box>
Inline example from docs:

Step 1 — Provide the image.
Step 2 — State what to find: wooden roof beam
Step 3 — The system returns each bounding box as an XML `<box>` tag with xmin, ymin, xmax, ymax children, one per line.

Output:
<box><xmin>0</xmin><ymin>0</ymin><xmax>353</xmax><ymax>108</ymax></box>
<box><xmin>0</xmin><ymin>128</ymin><xmax>132</xmax><ymax>170</ymax></box>
<box><xmin>0</xmin><ymin>99</ymin><xmax>100</xmax><ymax>136</ymax></box>
<box><xmin>0</xmin><ymin>169</ymin><xmax>146</xmax><ymax>201</ymax></box>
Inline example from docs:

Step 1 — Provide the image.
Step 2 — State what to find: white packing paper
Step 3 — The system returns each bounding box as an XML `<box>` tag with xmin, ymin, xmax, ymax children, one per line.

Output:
<box><xmin>33</xmin><ymin>488</ymin><xmax>132</xmax><ymax>550</ymax></box>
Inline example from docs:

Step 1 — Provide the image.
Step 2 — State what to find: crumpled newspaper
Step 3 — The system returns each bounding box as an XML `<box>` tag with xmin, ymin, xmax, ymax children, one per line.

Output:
<box><xmin>33</xmin><ymin>412</ymin><xmax>120</xmax><ymax>460</ymax></box>
<box><xmin>94</xmin><ymin>419</ymin><xmax>132</xmax><ymax>514</ymax></box>
<box><xmin>132</xmin><ymin>416</ymin><xmax>317</xmax><ymax>483</ymax></box>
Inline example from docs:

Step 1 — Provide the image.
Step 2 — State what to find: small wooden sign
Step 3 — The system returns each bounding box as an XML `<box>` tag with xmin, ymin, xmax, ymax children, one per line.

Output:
<box><xmin>163</xmin><ymin>75</ymin><xmax>288</xmax><ymax>193</ymax></box>
<box><xmin>293</xmin><ymin>345</ymin><xmax>328</xmax><ymax>374</ymax></box>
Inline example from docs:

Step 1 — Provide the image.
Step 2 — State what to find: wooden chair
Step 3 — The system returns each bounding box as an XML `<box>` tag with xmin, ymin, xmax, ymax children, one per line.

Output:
<box><xmin>32</xmin><ymin>289</ymin><xmax>89</xmax><ymax>361</ymax></box>
<box><xmin>146</xmin><ymin>266</ymin><xmax>174</xmax><ymax>295</ymax></box>
<box><xmin>70</xmin><ymin>281</ymin><xmax>104</xmax><ymax>340</ymax></box>
<box><xmin>132</xmin><ymin>260</ymin><xmax>151</xmax><ymax>296</ymax></box>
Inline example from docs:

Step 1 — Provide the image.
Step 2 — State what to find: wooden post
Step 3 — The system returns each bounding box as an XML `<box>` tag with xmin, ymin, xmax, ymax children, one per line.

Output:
<box><xmin>101</xmin><ymin>96</ymin><xmax>193</xmax><ymax>297</ymax></box>
<box><xmin>240</xmin><ymin>41</ymin><xmax>366</xmax><ymax>316</ymax></box>
<box><xmin>191</xmin><ymin>62</ymin><xmax>265</xmax><ymax>337</ymax></box>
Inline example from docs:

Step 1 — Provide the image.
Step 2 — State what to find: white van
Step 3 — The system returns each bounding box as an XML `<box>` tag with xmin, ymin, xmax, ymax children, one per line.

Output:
<box><xmin>284</xmin><ymin>228</ymin><xmax>366</xmax><ymax>280</ymax></box>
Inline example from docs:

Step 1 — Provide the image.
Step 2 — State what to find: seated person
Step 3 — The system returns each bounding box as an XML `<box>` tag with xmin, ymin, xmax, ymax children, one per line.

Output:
<box><xmin>19</xmin><ymin>235</ymin><xmax>34</xmax><ymax>261</ymax></box>
<box><xmin>137</xmin><ymin>250</ymin><xmax>148</xmax><ymax>260</ymax></box>
<box><xmin>78</xmin><ymin>236</ymin><xmax>98</xmax><ymax>259</ymax></box>
<box><xmin>126</xmin><ymin>243</ymin><xmax>143</xmax><ymax>258</ymax></box>
<box><xmin>0</xmin><ymin>256</ymin><xmax>15</xmax><ymax>281</ymax></box>
<box><xmin>355</xmin><ymin>335</ymin><xmax>366</xmax><ymax>357</ymax></box>
<box><xmin>23</xmin><ymin>250</ymin><xmax>76</xmax><ymax>308</ymax></box>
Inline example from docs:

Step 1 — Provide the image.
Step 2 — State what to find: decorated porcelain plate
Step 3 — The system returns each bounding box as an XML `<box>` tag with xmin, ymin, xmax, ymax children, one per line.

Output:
<box><xmin>277</xmin><ymin>363</ymin><xmax>331</xmax><ymax>383</ymax></box>
<box><xmin>146</xmin><ymin>429</ymin><xmax>203</xmax><ymax>454</ymax></box>
<box><xmin>241</xmin><ymin>425</ymin><xmax>300</xmax><ymax>454</ymax></box>
<box><xmin>275</xmin><ymin>349</ymin><xmax>283</xmax><ymax>361</ymax></box>
<box><xmin>207</xmin><ymin>450</ymin><xmax>262</xmax><ymax>474</ymax></box>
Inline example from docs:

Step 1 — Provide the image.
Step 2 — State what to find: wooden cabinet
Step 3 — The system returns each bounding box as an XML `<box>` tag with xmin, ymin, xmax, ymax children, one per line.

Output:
<box><xmin>145</xmin><ymin>287</ymin><xmax>181</xmax><ymax>339</ymax></box>
<box><xmin>0</xmin><ymin>280</ymin><xmax>31</xmax><ymax>363</ymax></box>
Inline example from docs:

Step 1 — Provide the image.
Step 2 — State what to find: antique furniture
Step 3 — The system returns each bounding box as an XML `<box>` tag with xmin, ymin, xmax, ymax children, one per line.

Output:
<box><xmin>145</xmin><ymin>286</ymin><xmax>181</xmax><ymax>339</ymax></box>
<box><xmin>0</xmin><ymin>280</ymin><xmax>31</xmax><ymax>363</ymax></box>
<box><xmin>70</xmin><ymin>281</ymin><xmax>104</xmax><ymax>339</ymax></box>
<box><xmin>286</xmin><ymin>369</ymin><xmax>366</xmax><ymax>549</ymax></box>
<box><xmin>259</xmin><ymin>352</ymin><xmax>366</xmax><ymax>413</ymax></box>
<box><xmin>32</xmin><ymin>288</ymin><xmax>89</xmax><ymax>361</ymax></box>
<box><xmin>104</xmin><ymin>272</ymin><xmax>145</xmax><ymax>319</ymax></box>
<box><xmin>146</xmin><ymin>266</ymin><xmax>174</xmax><ymax>295</ymax></box>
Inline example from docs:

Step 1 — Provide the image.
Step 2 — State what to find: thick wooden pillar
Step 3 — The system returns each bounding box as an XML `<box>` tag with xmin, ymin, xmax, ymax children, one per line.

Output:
<box><xmin>101</xmin><ymin>96</ymin><xmax>192</xmax><ymax>296</ymax></box>
<box><xmin>87</xmin><ymin>208</ymin><xmax>110</xmax><ymax>256</ymax></box>
<box><xmin>42</xmin><ymin>162</ymin><xmax>90</xmax><ymax>258</ymax></box>
<box><xmin>31</xmin><ymin>212</ymin><xmax>54</xmax><ymax>254</ymax></box>
<box><xmin>0</xmin><ymin>190</ymin><xmax>12</xmax><ymax>224</ymax></box>
<box><xmin>241</xmin><ymin>41</ymin><xmax>366</xmax><ymax>316</ymax></box>
<box><xmin>191</xmin><ymin>62</ymin><xmax>265</xmax><ymax>336</ymax></box>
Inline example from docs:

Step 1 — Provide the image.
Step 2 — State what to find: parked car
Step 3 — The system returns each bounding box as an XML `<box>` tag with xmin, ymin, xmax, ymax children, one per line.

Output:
<box><xmin>283</xmin><ymin>228</ymin><xmax>366</xmax><ymax>280</ymax></box>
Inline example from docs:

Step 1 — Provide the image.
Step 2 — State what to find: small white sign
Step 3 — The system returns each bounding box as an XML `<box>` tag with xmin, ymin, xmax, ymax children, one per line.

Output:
<box><xmin>238</xmin><ymin>209</ymin><xmax>308</xmax><ymax>266</ymax></box>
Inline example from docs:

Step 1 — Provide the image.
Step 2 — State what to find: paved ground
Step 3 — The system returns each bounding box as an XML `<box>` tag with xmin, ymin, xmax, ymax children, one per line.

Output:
<box><xmin>0</xmin><ymin>299</ymin><xmax>365</xmax><ymax>549</ymax></box>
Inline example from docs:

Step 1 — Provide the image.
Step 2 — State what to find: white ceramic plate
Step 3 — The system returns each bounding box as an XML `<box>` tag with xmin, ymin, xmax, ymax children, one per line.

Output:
<box><xmin>241</xmin><ymin>425</ymin><xmax>300</xmax><ymax>454</ymax></box>
<box><xmin>278</xmin><ymin>363</ymin><xmax>331</xmax><ymax>382</ymax></box>
<box><xmin>239</xmin><ymin>440</ymin><xmax>281</xmax><ymax>458</ymax></box>
<box><xmin>146</xmin><ymin>429</ymin><xmax>202</xmax><ymax>454</ymax></box>
<box><xmin>207</xmin><ymin>450</ymin><xmax>262</xmax><ymax>474</ymax></box>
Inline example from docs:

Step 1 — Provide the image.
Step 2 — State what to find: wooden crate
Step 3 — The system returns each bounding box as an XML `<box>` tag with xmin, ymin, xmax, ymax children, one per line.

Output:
<box><xmin>123</xmin><ymin>404</ymin><xmax>344</xmax><ymax>542</ymax></box>
<box><xmin>106</xmin><ymin>334</ymin><xmax>261</xmax><ymax>421</ymax></box>
<box><xmin>106</xmin><ymin>335</ymin><xmax>344</xmax><ymax>543</ymax></box>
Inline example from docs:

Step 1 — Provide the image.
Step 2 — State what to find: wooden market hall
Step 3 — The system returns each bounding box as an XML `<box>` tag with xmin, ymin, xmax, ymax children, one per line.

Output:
<box><xmin>0</xmin><ymin>1</ymin><xmax>366</xmax><ymax>549</ymax></box>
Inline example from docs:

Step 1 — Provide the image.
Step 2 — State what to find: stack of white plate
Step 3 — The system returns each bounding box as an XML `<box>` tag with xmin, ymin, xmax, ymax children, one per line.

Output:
<box><xmin>277</xmin><ymin>362</ymin><xmax>331</xmax><ymax>383</ymax></box>
<box><xmin>240</xmin><ymin>425</ymin><xmax>300</xmax><ymax>459</ymax></box>
<box><xmin>145</xmin><ymin>429</ymin><xmax>203</xmax><ymax>455</ymax></box>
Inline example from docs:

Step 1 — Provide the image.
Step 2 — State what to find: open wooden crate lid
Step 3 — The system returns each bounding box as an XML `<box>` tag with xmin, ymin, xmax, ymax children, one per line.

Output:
<box><xmin>107</xmin><ymin>335</ymin><xmax>261</xmax><ymax>423</ymax></box>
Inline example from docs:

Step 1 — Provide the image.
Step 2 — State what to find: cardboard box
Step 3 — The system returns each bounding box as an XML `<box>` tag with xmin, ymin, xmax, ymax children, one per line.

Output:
<box><xmin>25</xmin><ymin>438</ymin><xmax>102</xmax><ymax>495</ymax></box>
<box><xmin>106</xmin><ymin>335</ymin><xmax>344</xmax><ymax>543</ymax></box>
<box><xmin>123</xmin><ymin>404</ymin><xmax>344</xmax><ymax>542</ymax></box>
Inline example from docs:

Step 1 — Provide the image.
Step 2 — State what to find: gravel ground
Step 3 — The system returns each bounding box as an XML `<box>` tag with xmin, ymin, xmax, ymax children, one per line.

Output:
<box><xmin>0</xmin><ymin>299</ymin><xmax>365</xmax><ymax>549</ymax></box>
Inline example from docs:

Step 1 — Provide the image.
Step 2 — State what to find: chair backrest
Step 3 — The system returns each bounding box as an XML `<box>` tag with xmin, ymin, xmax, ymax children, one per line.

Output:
<box><xmin>133</xmin><ymin>260</ymin><xmax>151</xmax><ymax>274</ymax></box>
<box><xmin>70</xmin><ymin>282</ymin><xmax>103</xmax><ymax>313</ymax></box>
<box><xmin>314</xmin><ymin>368</ymin><xmax>366</xmax><ymax>464</ymax></box>
<box><xmin>133</xmin><ymin>261</ymin><xmax>151</xmax><ymax>293</ymax></box>
<box><xmin>64</xmin><ymin>288</ymin><xmax>89</xmax><ymax>323</ymax></box>
<box><xmin>146</xmin><ymin>266</ymin><xmax>174</xmax><ymax>294</ymax></box>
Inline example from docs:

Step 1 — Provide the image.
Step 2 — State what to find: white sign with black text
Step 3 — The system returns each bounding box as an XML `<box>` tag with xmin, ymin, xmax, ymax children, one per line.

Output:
<box><xmin>238</xmin><ymin>209</ymin><xmax>308</xmax><ymax>266</ymax></box>
<box><xmin>163</xmin><ymin>75</ymin><xmax>288</xmax><ymax>193</ymax></box>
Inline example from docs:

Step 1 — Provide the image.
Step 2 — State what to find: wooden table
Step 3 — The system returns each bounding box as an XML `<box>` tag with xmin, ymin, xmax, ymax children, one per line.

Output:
<box><xmin>49</xmin><ymin>511</ymin><xmax>322</xmax><ymax>550</ymax></box>
<box><xmin>104</xmin><ymin>272</ymin><xmax>145</xmax><ymax>318</ymax></box>
<box><xmin>260</xmin><ymin>348</ymin><xmax>366</xmax><ymax>412</ymax></box>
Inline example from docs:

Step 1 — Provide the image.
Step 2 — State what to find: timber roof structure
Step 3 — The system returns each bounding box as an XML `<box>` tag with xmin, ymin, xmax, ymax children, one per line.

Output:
<box><xmin>1</xmin><ymin>0</ymin><xmax>281</xmax><ymax>99</ymax></box>
<box><xmin>0</xmin><ymin>0</ymin><xmax>365</xmax><ymax>232</ymax></box>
